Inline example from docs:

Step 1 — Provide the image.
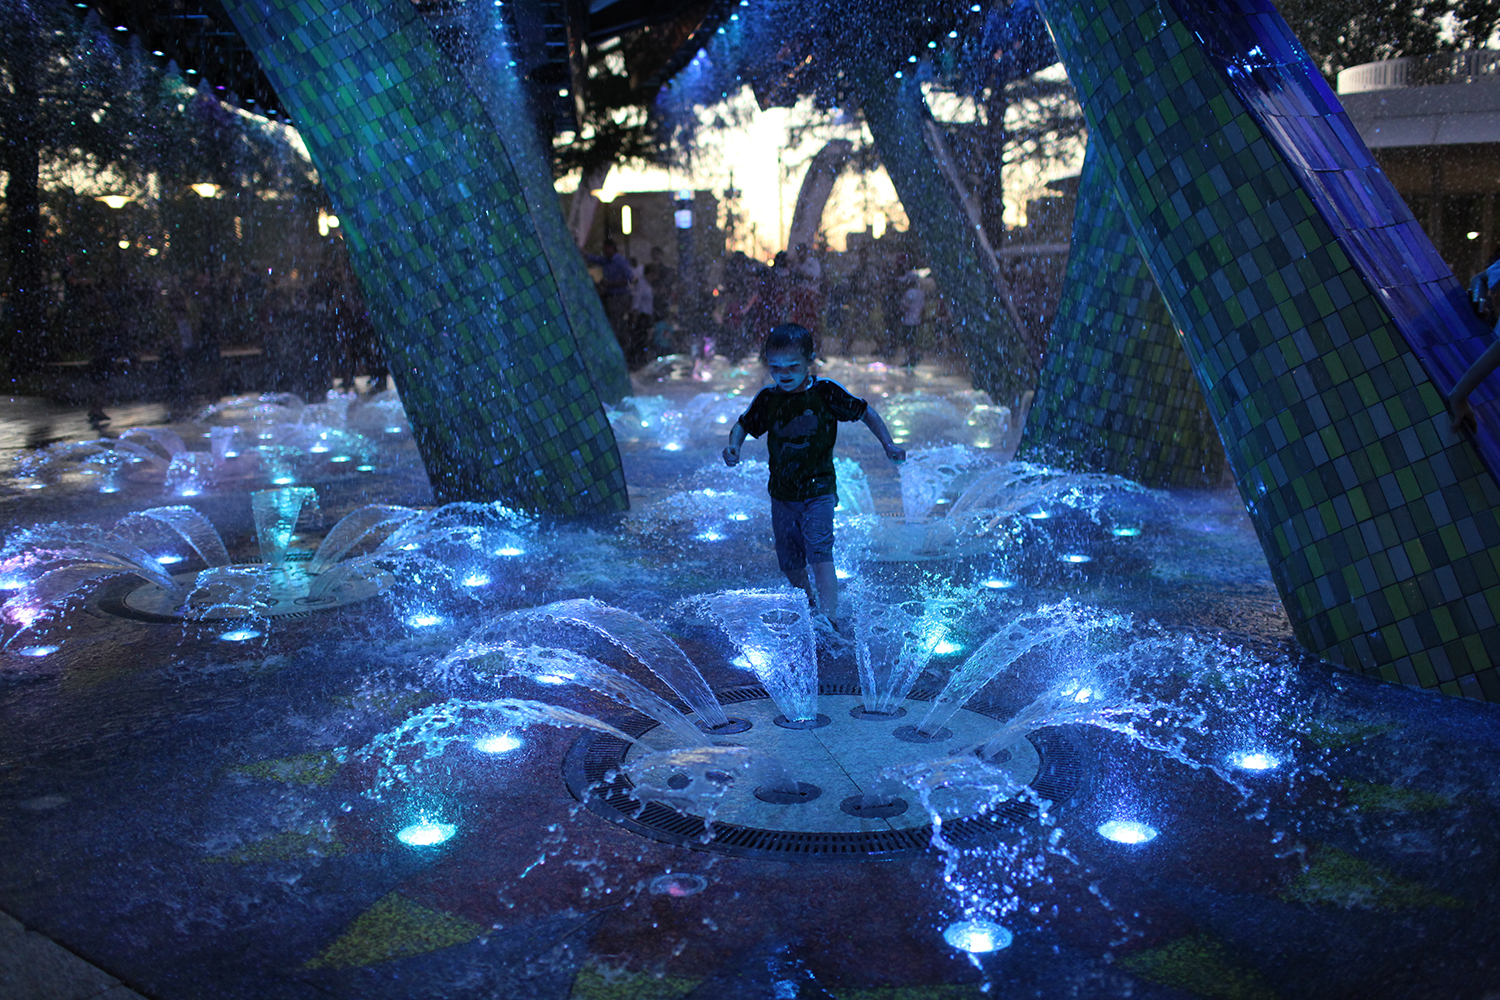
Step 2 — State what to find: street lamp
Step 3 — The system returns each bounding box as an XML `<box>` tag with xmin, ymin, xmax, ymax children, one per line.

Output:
<box><xmin>96</xmin><ymin>194</ymin><xmax>132</xmax><ymax>209</ymax></box>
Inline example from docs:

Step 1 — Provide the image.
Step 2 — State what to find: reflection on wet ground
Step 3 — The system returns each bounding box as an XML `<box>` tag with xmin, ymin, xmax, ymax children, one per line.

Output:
<box><xmin>0</xmin><ymin>397</ymin><xmax>171</xmax><ymax>452</ymax></box>
<box><xmin>0</xmin><ymin>358</ymin><xmax>1497</xmax><ymax>1000</ymax></box>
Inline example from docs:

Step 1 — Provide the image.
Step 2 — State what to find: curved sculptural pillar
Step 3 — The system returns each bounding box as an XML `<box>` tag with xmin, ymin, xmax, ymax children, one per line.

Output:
<box><xmin>1036</xmin><ymin>0</ymin><xmax>1500</xmax><ymax>700</ymax></box>
<box><xmin>220</xmin><ymin>0</ymin><xmax>627</xmax><ymax>514</ymax></box>
<box><xmin>1021</xmin><ymin>143</ymin><xmax>1226</xmax><ymax>487</ymax></box>
<box><xmin>851</xmin><ymin>63</ymin><xmax>1039</xmax><ymax>404</ymax></box>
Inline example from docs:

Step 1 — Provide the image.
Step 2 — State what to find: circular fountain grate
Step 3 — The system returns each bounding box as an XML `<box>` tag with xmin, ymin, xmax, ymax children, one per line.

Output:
<box><xmin>563</xmin><ymin>683</ymin><xmax>1087</xmax><ymax>862</ymax></box>
<box><xmin>89</xmin><ymin>562</ymin><xmax>390</xmax><ymax>624</ymax></box>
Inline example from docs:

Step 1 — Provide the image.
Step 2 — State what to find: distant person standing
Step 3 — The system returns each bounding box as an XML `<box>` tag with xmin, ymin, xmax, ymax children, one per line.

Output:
<box><xmin>585</xmin><ymin>238</ymin><xmax>633</xmax><ymax>350</ymax></box>
<box><xmin>790</xmin><ymin>243</ymin><xmax>823</xmax><ymax>333</ymax></box>
<box><xmin>898</xmin><ymin>271</ymin><xmax>926</xmax><ymax>368</ymax></box>
<box><xmin>628</xmin><ymin>258</ymin><xmax>655</xmax><ymax>367</ymax></box>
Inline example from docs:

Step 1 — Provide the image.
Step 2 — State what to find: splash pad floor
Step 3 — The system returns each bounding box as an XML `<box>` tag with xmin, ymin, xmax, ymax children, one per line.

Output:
<box><xmin>1</xmin><ymin>357</ymin><xmax>1499</xmax><ymax>999</ymax></box>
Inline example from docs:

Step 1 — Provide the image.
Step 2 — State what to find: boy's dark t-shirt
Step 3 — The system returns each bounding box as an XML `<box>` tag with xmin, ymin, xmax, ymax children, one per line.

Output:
<box><xmin>737</xmin><ymin>378</ymin><xmax>869</xmax><ymax>501</ymax></box>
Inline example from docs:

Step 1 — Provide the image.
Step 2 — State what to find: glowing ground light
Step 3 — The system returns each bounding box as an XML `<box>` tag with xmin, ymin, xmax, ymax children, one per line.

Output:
<box><xmin>1060</xmin><ymin>554</ymin><xmax>1092</xmax><ymax>564</ymax></box>
<box><xmin>396</xmin><ymin>821</ymin><xmax>456</xmax><ymax>847</ymax></box>
<box><xmin>218</xmin><ymin>629</ymin><xmax>262</xmax><ymax>642</ymax></box>
<box><xmin>15</xmin><ymin>645</ymin><xmax>60</xmax><ymax>657</ymax></box>
<box><xmin>271</xmin><ymin>477</ymin><xmax>295</xmax><ymax>486</ymax></box>
<box><xmin>1097</xmin><ymin>820</ymin><xmax>1158</xmax><ymax>844</ymax></box>
<box><xmin>649</xmin><ymin>873</ymin><xmax>707</xmax><ymax>897</ymax></box>
<box><xmin>1027</xmin><ymin>510</ymin><xmax>1050</xmax><ymax>519</ymax></box>
<box><xmin>729</xmin><ymin>512</ymin><xmax>750</xmax><ymax>521</ymax></box>
<box><xmin>1112</xmin><ymin>527</ymin><xmax>1142</xmax><ymax>537</ymax></box>
<box><xmin>933</xmin><ymin>640</ymin><xmax>963</xmax><ymax>655</ymax></box>
<box><xmin>1232</xmin><ymin>751</ymin><xmax>1280</xmax><ymax>771</ymax></box>
<box><xmin>696</xmin><ymin>531</ymin><xmax>725</xmax><ymax>542</ymax></box>
<box><xmin>25</xmin><ymin>482</ymin><xmax>45</xmax><ymax>489</ymax></box>
<box><xmin>406</xmin><ymin>613</ymin><xmax>442</xmax><ymax>628</ymax></box>
<box><xmin>663</xmin><ymin>443</ymin><xmax>683</xmax><ymax>451</ymax></box>
<box><xmin>475</xmin><ymin>734</ymin><xmax>521</xmax><ymax>754</ymax></box>
<box><xmin>495</xmin><ymin>547</ymin><xmax>524</xmax><ymax>557</ymax></box>
<box><xmin>943</xmin><ymin>920</ymin><xmax>1013</xmax><ymax>953</ymax></box>
<box><xmin>462</xmin><ymin>573</ymin><xmax>492</xmax><ymax>587</ymax></box>
<box><xmin>357</xmin><ymin>465</ymin><xmax>376</xmax><ymax>472</ymax></box>
<box><xmin>835</xmin><ymin>568</ymin><xmax>852</xmax><ymax>580</ymax></box>
<box><xmin>157</xmin><ymin>554</ymin><xmax>184</xmax><ymax>565</ymax></box>
<box><xmin>331</xmin><ymin>455</ymin><xmax>351</xmax><ymax>463</ymax></box>
<box><xmin>980</xmin><ymin>578</ymin><xmax>1014</xmax><ymax>589</ymax></box>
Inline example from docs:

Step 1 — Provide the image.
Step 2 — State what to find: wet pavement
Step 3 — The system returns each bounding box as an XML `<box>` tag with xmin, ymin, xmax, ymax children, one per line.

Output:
<box><xmin>1</xmin><ymin>358</ymin><xmax>1499</xmax><ymax>999</ymax></box>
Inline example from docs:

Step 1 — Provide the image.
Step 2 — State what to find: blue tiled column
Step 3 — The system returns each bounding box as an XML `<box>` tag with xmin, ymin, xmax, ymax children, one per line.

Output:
<box><xmin>220</xmin><ymin>0</ymin><xmax>627</xmax><ymax>514</ymax></box>
<box><xmin>1036</xmin><ymin>0</ymin><xmax>1500</xmax><ymax>700</ymax></box>
<box><xmin>1020</xmin><ymin>142</ymin><xmax>1226</xmax><ymax>487</ymax></box>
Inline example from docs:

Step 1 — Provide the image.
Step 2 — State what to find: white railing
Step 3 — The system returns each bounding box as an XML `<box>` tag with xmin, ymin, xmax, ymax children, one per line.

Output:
<box><xmin>1338</xmin><ymin>50</ymin><xmax>1500</xmax><ymax>93</ymax></box>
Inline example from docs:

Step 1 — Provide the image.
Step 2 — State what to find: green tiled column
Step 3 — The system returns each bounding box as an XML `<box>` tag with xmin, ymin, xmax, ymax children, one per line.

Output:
<box><xmin>1035</xmin><ymin>0</ymin><xmax>1500</xmax><ymax>700</ymax></box>
<box><xmin>852</xmin><ymin>63</ymin><xmax>1038</xmax><ymax>404</ymax></box>
<box><xmin>220</xmin><ymin>0</ymin><xmax>627</xmax><ymax>514</ymax></box>
<box><xmin>1020</xmin><ymin>142</ymin><xmax>1226</xmax><ymax>488</ymax></box>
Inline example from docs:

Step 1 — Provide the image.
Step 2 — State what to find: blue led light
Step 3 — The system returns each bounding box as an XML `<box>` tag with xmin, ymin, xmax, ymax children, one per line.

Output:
<box><xmin>1097</xmin><ymin>820</ymin><xmax>1157</xmax><ymax>844</ymax></box>
<box><xmin>943</xmin><ymin>919</ymin><xmax>1012</xmax><ymax>953</ymax></box>
<box><xmin>397</xmin><ymin>821</ymin><xmax>455</xmax><ymax>847</ymax></box>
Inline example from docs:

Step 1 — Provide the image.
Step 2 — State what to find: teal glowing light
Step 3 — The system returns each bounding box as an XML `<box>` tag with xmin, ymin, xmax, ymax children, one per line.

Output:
<box><xmin>696</xmin><ymin>530</ymin><xmax>724</xmax><ymax>542</ymax></box>
<box><xmin>1027</xmin><ymin>510</ymin><xmax>1050</xmax><ymax>520</ymax></box>
<box><xmin>835</xmin><ymin>568</ymin><xmax>852</xmax><ymax>580</ymax></box>
<box><xmin>462</xmin><ymin>573</ymin><xmax>492</xmax><ymax>587</ymax></box>
<box><xmin>331</xmin><ymin>455</ymin><xmax>351</xmax><ymax>463</ymax></box>
<box><xmin>1097</xmin><ymin>820</ymin><xmax>1157</xmax><ymax>844</ymax></box>
<box><xmin>270</xmin><ymin>476</ymin><xmax>295</xmax><ymax>486</ymax></box>
<box><xmin>1060</xmin><ymin>554</ymin><xmax>1092</xmax><ymax>564</ymax></box>
<box><xmin>1112</xmin><ymin>527</ymin><xmax>1142</xmax><ymax>537</ymax></box>
<box><xmin>980</xmin><ymin>578</ymin><xmax>1014</xmax><ymax>589</ymax></box>
<box><xmin>397</xmin><ymin>821</ymin><xmax>456</xmax><ymax>847</ymax></box>
<box><xmin>406</xmin><ymin>613</ymin><xmax>442</xmax><ymax>628</ymax></box>
<box><xmin>16</xmin><ymin>645</ymin><xmax>60</xmax><ymax>657</ymax></box>
<box><xmin>943</xmin><ymin>919</ymin><xmax>1012</xmax><ymax>953</ymax></box>
<box><xmin>357</xmin><ymin>465</ymin><xmax>376</xmax><ymax>472</ymax></box>
<box><xmin>219</xmin><ymin>629</ymin><xmax>261</xmax><ymax>642</ymax></box>
<box><xmin>933</xmin><ymin>640</ymin><xmax>963</xmax><ymax>655</ymax></box>
<box><xmin>729</xmin><ymin>512</ymin><xmax>750</xmax><ymax>521</ymax></box>
<box><xmin>475</xmin><ymin>733</ymin><xmax>521</xmax><ymax>754</ymax></box>
<box><xmin>1231</xmin><ymin>751</ymin><xmax>1279</xmax><ymax>771</ymax></box>
<box><xmin>495</xmin><ymin>546</ymin><xmax>524</xmax><ymax>557</ymax></box>
<box><xmin>157</xmin><ymin>555</ymin><xmax>184</xmax><ymax>565</ymax></box>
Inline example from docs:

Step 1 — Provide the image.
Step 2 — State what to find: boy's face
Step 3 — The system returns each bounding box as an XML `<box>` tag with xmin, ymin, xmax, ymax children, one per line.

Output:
<box><xmin>766</xmin><ymin>347</ymin><xmax>813</xmax><ymax>392</ymax></box>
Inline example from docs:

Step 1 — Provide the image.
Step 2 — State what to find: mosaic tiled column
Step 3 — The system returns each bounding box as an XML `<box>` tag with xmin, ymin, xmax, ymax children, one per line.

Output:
<box><xmin>852</xmin><ymin>63</ymin><xmax>1039</xmax><ymax>404</ymax></box>
<box><xmin>1020</xmin><ymin>143</ymin><xmax>1227</xmax><ymax>488</ymax></box>
<box><xmin>1034</xmin><ymin>0</ymin><xmax>1500</xmax><ymax>700</ymax></box>
<box><xmin>220</xmin><ymin>0</ymin><xmax>627</xmax><ymax>513</ymax></box>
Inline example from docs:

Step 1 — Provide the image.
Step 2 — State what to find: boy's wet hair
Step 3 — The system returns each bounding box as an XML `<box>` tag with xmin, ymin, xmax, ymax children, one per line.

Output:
<box><xmin>761</xmin><ymin>323</ymin><xmax>817</xmax><ymax>363</ymax></box>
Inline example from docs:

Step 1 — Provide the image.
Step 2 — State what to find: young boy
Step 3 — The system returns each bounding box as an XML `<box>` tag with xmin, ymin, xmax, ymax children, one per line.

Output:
<box><xmin>722</xmin><ymin>323</ymin><xmax>905</xmax><ymax>632</ymax></box>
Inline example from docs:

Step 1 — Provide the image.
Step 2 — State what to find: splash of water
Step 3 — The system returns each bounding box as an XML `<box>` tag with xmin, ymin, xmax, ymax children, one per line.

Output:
<box><xmin>251</xmin><ymin>487</ymin><xmax>318</xmax><ymax>568</ymax></box>
<box><xmin>918</xmin><ymin>600</ymin><xmax>1124</xmax><ymax>735</ymax></box>
<box><xmin>850</xmin><ymin>580</ymin><xmax>984</xmax><ymax>714</ymax></box>
<box><xmin>498</xmin><ymin>599</ymin><xmax>730</xmax><ymax>729</ymax></box>
<box><xmin>700</xmin><ymin>589</ymin><xmax>817</xmax><ymax>722</ymax></box>
<box><xmin>440</xmin><ymin>640</ymin><xmax>709</xmax><ymax>749</ymax></box>
<box><xmin>117</xmin><ymin>506</ymin><xmax>231</xmax><ymax>567</ymax></box>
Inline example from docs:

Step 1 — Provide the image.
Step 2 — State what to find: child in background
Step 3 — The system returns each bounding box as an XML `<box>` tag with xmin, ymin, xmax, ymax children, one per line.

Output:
<box><xmin>722</xmin><ymin>323</ymin><xmax>905</xmax><ymax>634</ymax></box>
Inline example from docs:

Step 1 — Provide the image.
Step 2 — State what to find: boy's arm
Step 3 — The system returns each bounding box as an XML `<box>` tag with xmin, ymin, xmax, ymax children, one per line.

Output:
<box><xmin>723</xmin><ymin>420</ymin><xmax>748</xmax><ymax>465</ymax></box>
<box><xmin>1449</xmin><ymin>336</ymin><xmax>1500</xmax><ymax>434</ymax></box>
<box><xmin>860</xmin><ymin>406</ymin><xmax>906</xmax><ymax>462</ymax></box>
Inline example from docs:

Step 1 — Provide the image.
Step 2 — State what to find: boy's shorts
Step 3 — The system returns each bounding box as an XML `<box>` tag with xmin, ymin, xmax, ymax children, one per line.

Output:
<box><xmin>770</xmin><ymin>495</ymin><xmax>836</xmax><ymax>573</ymax></box>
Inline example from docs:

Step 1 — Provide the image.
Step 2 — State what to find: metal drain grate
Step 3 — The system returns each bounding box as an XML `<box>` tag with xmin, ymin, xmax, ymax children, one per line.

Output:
<box><xmin>563</xmin><ymin>683</ymin><xmax>1087</xmax><ymax>862</ymax></box>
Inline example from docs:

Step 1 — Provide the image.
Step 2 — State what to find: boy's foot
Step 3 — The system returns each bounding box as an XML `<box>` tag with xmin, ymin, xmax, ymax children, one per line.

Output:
<box><xmin>810</xmin><ymin>612</ymin><xmax>852</xmax><ymax>643</ymax></box>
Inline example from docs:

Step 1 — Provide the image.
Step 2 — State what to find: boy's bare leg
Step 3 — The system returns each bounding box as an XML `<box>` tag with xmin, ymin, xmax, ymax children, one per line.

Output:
<box><xmin>784</xmin><ymin>568</ymin><xmax>816</xmax><ymax>609</ymax></box>
<box><xmin>810</xmin><ymin>562</ymin><xmax>839</xmax><ymax>620</ymax></box>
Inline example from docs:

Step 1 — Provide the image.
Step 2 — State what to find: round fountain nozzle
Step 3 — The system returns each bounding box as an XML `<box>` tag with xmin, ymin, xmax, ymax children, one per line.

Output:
<box><xmin>753</xmin><ymin>781</ymin><xmax>822</xmax><ymax>804</ymax></box>
<box><xmin>839</xmin><ymin>794</ymin><xmax>909</xmax><ymax>818</ymax></box>
<box><xmin>772</xmin><ymin>713</ymin><xmax>831</xmax><ymax>730</ymax></box>
<box><xmin>892</xmin><ymin>724</ymin><xmax>953</xmax><ymax>744</ymax></box>
<box><xmin>699</xmin><ymin>717</ymin><xmax>753</xmax><ymax>734</ymax></box>
<box><xmin>849</xmin><ymin>705</ymin><xmax>908</xmax><ymax>721</ymax></box>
